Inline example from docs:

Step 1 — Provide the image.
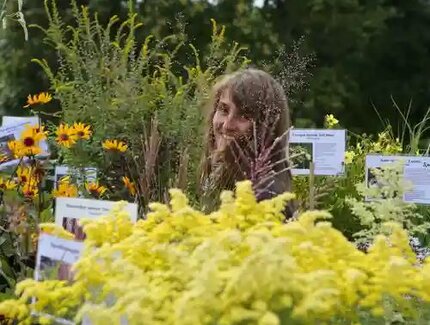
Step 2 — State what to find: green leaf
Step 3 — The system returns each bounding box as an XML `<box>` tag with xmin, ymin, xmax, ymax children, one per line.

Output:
<box><xmin>40</xmin><ymin>205</ymin><xmax>54</xmax><ymax>223</ymax></box>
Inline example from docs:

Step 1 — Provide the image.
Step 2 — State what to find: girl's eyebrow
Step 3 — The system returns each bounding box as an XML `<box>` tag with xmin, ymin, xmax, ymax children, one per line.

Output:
<box><xmin>219</xmin><ymin>98</ymin><xmax>230</xmax><ymax>104</ymax></box>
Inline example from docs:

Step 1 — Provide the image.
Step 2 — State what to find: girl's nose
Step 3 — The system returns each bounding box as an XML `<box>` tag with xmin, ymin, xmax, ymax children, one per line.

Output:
<box><xmin>222</xmin><ymin>114</ymin><xmax>237</xmax><ymax>133</ymax></box>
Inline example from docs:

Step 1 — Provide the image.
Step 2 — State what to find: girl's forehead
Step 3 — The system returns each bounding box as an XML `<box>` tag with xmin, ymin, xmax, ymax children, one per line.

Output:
<box><xmin>219</xmin><ymin>87</ymin><xmax>232</xmax><ymax>100</ymax></box>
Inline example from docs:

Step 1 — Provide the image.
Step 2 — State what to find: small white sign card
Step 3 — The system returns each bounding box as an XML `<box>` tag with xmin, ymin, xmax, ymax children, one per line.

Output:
<box><xmin>289</xmin><ymin>129</ymin><xmax>346</xmax><ymax>176</ymax></box>
<box><xmin>54</xmin><ymin>165</ymin><xmax>97</xmax><ymax>189</ymax></box>
<box><xmin>35</xmin><ymin>233</ymin><xmax>84</xmax><ymax>282</ymax></box>
<box><xmin>365</xmin><ymin>155</ymin><xmax>430</xmax><ymax>205</ymax></box>
<box><xmin>55</xmin><ymin>197</ymin><xmax>138</xmax><ymax>240</ymax></box>
<box><xmin>0</xmin><ymin>120</ymin><xmax>49</xmax><ymax>171</ymax></box>
<box><xmin>33</xmin><ymin>233</ymin><xmax>83</xmax><ymax>324</ymax></box>
<box><xmin>2</xmin><ymin>116</ymin><xmax>40</xmax><ymax>127</ymax></box>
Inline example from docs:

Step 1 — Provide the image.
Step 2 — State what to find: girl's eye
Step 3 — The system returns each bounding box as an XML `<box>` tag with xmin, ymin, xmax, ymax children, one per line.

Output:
<box><xmin>218</xmin><ymin>104</ymin><xmax>229</xmax><ymax>114</ymax></box>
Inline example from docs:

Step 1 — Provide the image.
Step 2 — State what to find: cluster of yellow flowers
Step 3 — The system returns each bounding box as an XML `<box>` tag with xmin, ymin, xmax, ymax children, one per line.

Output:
<box><xmin>52</xmin><ymin>176</ymin><xmax>79</xmax><ymax>198</ymax></box>
<box><xmin>51</xmin><ymin>177</ymin><xmax>133</xmax><ymax>199</ymax></box>
<box><xmin>0</xmin><ymin>164</ymin><xmax>44</xmax><ymax>198</ymax></box>
<box><xmin>17</xmin><ymin>92</ymin><xmax>128</xmax><ymax>153</ymax></box>
<box><xmin>54</xmin><ymin>122</ymin><xmax>127</xmax><ymax>152</ymax></box>
<box><xmin>344</xmin><ymin>130</ymin><xmax>403</xmax><ymax>165</ymax></box>
<box><xmin>1</xmin><ymin>181</ymin><xmax>430</xmax><ymax>324</ymax></box>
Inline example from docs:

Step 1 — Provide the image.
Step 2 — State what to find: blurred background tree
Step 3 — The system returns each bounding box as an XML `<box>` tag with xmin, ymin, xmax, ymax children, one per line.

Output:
<box><xmin>1</xmin><ymin>0</ymin><xmax>430</xmax><ymax>136</ymax></box>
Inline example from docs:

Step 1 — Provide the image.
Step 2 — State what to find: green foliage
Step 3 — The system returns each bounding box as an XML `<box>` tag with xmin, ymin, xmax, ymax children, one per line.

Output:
<box><xmin>347</xmin><ymin>162</ymin><xmax>430</xmax><ymax>245</ymax></box>
<box><xmin>1</xmin><ymin>0</ymin><xmax>430</xmax><ymax>136</ymax></box>
<box><xmin>293</xmin><ymin>122</ymin><xmax>430</xmax><ymax>241</ymax></box>
<box><xmin>32</xmin><ymin>0</ymin><xmax>248</xmax><ymax>209</ymax></box>
<box><xmin>0</xmin><ymin>0</ymin><xmax>27</xmax><ymax>40</ymax></box>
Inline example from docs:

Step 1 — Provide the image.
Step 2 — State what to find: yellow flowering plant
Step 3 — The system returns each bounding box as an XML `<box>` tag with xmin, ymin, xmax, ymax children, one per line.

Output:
<box><xmin>23</xmin><ymin>92</ymin><xmax>52</xmax><ymax>108</ymax></box>
<box><xmin>324</xmin><ymin>114</ymin><xmax>339</xmax><ymax>129</ymax></box>
<box><xmin>1</xmin><ymin>181</ymin><xmax>430</xmax><ymax>324</ymax></box>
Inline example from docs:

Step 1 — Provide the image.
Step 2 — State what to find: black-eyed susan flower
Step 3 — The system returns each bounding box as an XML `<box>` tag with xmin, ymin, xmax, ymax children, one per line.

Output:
<box><xmin>16</xmin><ymin>125</ymin><xmax>46</xmax><ymax>156</ymax></box>
<box><xmin>102</xmin><ymin>139</ymin><xmax>128</xmax><ymax>153</ymax></box>
<box><xmin>122</xmin><ymin>176</ymin><xmax>136</xmax><ymax>196</ymax></box>
<box><xmin>21</xmin><ymin>180</ymin><xmax>39</xmax><ymax>198</ymax></box>
<box><xmin>23</xmin><ymin>92</ymin><xmax>52</xmax><ymax>108</ymax></box>
<box><xmin>85</xmin><ymin>182</ymin><xmax>107</xmax><ymax>198</ymax></box>
<box><xmin>0</xmin><ymin>177</ymin><xmax>17</xmax><ymax>190</ymax></box>
<box><xmin>55</xmin><ymin>124</ymin><xmax>78</xmax><ymax>148</ymax></box>
<box><xmin>72</xmin><ymin>122</ymin><xmax>92</xmax><ymax>140</ymax></box>
<box><xmin>52</xmin><ymin>179</ymin><xmax>78</xmax><ymax>198</ymax></box>
<box><xmin>16</xmin><ymin>165</ymin><xmax>33</xmax><ymax>184</ymax></box>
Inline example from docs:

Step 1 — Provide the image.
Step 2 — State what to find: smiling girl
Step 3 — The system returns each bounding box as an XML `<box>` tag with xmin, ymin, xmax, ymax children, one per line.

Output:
<box><xmin>200</xmin><ymin>68</ymin><xmax>296</xmax><ymax>218</ymax></box>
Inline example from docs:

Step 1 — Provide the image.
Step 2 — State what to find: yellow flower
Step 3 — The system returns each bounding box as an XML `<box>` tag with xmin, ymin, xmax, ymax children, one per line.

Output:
<box><xmin>344</xmin><ymin>151</ymin><xmax>356</xmax><ymax>165</ymax></box>
<box><xmin>52</xmin><ymin>179</ymin><xmax>78</xmax><ymax>198</ymax></box>
<box><xmin>2</xmin><ymin>181</ymin><xmax>430</xmax><ymax>324</ymax></box>
<box><xmin>102</xmin><ymin>139</ymin><xmax>128</xmax><ymax>153</ymax></box>
<box><xmin>72</xmin><ymin>122</ymin><xmax>92</xmax><ymax>140</ymax></box>
<box><xmin>21</xmin><ymin>180</ymin><xmax>38</xmax><ymax>198</ymax></box>
<box><xmin>122</xmin><ymin>176</ymin><xmax>136</xmax><ymax>196</ymax></box>
<box><xmin>18</xmin><ymin>124</ymin><xmax>46</xmax><ymax>156</ymax></box>
<box><xmin>16</xmin><ymin>165</ymin><xmax>34</xmax><ymax>184</ymax></box>
<box><xmin>55</xmin><ymin>124</ymin><xmax>78</xmax><ymax>148</ymax></box>
<box><xmin>23</xmin><ymin>92</ymin><xmax>52</xmax><ymax>108</ymax></box>
<box><xmin>0</xmin><ymin>177</ymin><xmax>17</xmax><ymax>190</ymax></box>
<box><xmin>8</xmin><ymin>125</ymin><xmax>46</xmax><ymax>158</ymax></box>
<box><xmin>324</xmin><ymin>114</ymin><xmax>339</xmax><ymax>128</ymax></box>
<box><xmin>85</xmin><ymin>182</ymin><xmax>107</xmax><ymax>198</ymax></box>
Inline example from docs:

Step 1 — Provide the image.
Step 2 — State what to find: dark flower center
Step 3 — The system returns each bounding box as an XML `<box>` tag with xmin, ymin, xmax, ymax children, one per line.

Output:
<box><xmin>90</xmin><ymin>189</ymin><xmax>100</xmax><ymax>196</ymax></box>
<box><xmin>23</xmin><ymin>137</ymin><xmax>35</xmax><ymax>147</ymax></box>
<box><xmin>60</xmin><ymin>134</ymin><xmax>69</xmax><ymax>141</ymax></box>
<box><xmin>77</xmin><ymin>131</ymin><xmax>84</xmax><ymax>137</ymax></box>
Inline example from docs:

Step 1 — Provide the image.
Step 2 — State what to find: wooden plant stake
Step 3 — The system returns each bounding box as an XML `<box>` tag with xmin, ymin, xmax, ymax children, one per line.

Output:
<box><xmin>309</xmin><ymin>162</ymin><xmax>315</xmax><ymax>210</ymax></box>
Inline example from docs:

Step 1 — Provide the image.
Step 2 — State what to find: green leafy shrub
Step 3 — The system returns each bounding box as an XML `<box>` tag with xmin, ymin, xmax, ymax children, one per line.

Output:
<box><xmin>32</xmin><ymin>0</ymin><xmax>249</xmax><ymax>210</ymax></box>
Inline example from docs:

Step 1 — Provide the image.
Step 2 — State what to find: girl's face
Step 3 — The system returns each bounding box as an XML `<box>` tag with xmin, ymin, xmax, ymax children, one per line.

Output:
<box><xmin>212</xmin><ymin>89</ymin><xmax>253</xmax><ymax>151</ymax></box>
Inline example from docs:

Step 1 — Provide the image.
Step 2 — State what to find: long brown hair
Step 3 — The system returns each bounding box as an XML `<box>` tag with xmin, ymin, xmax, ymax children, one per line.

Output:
<box><xmin>200</xmin><ymin>68</ymin><xmax>293</xmax><ymax>211</ymax></box>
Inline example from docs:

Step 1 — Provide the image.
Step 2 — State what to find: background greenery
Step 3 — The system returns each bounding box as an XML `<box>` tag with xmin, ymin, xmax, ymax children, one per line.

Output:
<box><xmin>1</xmin><ymin>0</ymin><xmax>430</xmax><ymax>138</ymax></box>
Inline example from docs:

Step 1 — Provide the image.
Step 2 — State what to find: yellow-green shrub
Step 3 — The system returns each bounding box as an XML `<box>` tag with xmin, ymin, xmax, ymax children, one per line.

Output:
<box><xmin>1</xmin><ymin>181</ymin><xmax>430</xmax><ymax>324</ymax></box>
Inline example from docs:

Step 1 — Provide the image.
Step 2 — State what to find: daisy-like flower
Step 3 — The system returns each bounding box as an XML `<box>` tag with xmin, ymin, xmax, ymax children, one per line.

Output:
<box><xmin>16</xmin><ymin>125</ymin><xmax>46</xmax><ymax>156</ymax></box>
<box><xmin>72</xmin><ymin>122</ymin><xmax>92</xmax><ymax>140</ymax></box>
<box><xmin>102</xmin><ymin>139</ymin><xmax>128</xmax><ymax>153</ymax></box>
<box><xmin>55</xmin><ymin>124</ymin><xmax>78</xmax><ymax>148</ymax></box>
<box><xmin>324</xmin><ymin>114</ymin><xmax>339</xmax><ymax>129</ymax></box>
<box><xmin>0</xmin><ymin>177</ymin><xmax>17</xmax><ymax>190</ymax></box>
<box><xmin>16</xmin><ymin>165</ymin><xmax>34</xmax><ymax>184</ymax></box>
<box><xmin>21</xmin><ymin>180</ymin><xmax>39</xmax><ymax>198</ymax></box>
<box><xmin>85</xmin><ymin>182</ymin><xmax>107</xmax><ymax>198</ymax></box>
<box><xmin>23</xmin><ymin>92</ymin><xmax>52</xmax><ymax>108</ymax></box>
<box><xmin>122</xmin><ymin>176</ymin><xmax>136</xmax><ymax>196</ymax></box>
<box><xmin>52</xmin><ymin>179</ymin><xmax>78</xmax><ymax>198</ymax></box>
